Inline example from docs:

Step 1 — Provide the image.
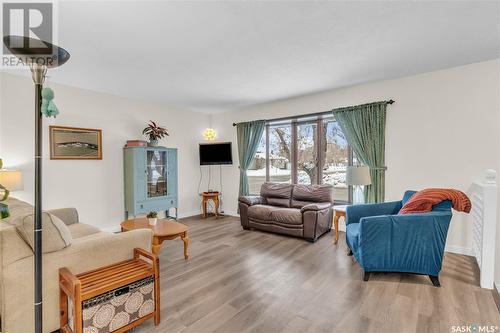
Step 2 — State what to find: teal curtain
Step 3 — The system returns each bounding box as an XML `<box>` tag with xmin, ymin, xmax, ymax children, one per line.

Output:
<box><xmin>236</xmin><ymin>120</ymin><xmax>266</xmax><ymax>198</ymax></box>
<box><xmin>333</xmin><ymin>102</ymin><xmax>388</xmax><ymax>203</ymax></box>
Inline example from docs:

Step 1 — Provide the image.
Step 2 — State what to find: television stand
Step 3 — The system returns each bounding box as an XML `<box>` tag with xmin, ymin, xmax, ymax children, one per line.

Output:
<box><xmin>202</xmin><ymin>191</ymin><xmax>220</xmax><ymax>218</ymax></box>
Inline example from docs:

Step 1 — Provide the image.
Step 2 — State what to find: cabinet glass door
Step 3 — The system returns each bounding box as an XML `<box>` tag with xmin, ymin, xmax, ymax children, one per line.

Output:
<box><xmin>147</xmin><ymin>150</ymin><xmax>168</xmax><ymax>198</ymax></box>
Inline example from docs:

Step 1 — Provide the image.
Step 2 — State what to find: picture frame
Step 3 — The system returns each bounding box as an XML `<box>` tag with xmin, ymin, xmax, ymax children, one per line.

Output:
<box><xmin>49</xmin><ymin>126</ymin><xmax>102</xmax><ymax>160</ymax></box>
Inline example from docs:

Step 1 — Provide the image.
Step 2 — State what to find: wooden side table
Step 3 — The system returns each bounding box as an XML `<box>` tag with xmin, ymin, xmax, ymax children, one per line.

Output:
<box><xmin>121</xmin><ymin>218</ymin><xmax>189</xmax><ymax>259</ymax></box>
<box><xmin>333</xmin><ymin>205</ymin><xmax>347</xmax><ymax>244</ymax></box>
<box><xmin>202</xmin><ymin>191</ymin><xmax>220</xmax><ymax>218</ymax></box>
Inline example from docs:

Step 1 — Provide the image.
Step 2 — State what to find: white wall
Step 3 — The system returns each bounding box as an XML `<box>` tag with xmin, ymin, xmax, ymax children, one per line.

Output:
<box><xmin>211</xmin><ymin>59</ymin><xmax>500</xmax><ymax>278</ymax></box>
<box><xmin>0</xmin><ymin>73</ymin><xmax>210</xmax><ymax>231</ymax></box>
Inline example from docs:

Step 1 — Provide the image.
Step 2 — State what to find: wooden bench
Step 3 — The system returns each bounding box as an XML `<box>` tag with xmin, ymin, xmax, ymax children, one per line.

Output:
<box><xmin>59</xmin><ymin>248</ymin><xmax>160</xmax><ymax>333</ymax></box>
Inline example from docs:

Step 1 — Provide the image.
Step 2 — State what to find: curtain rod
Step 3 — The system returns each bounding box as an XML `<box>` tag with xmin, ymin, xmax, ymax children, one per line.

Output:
<box><xmin>232</xmin><ymin>99</ymin><xmax>394</xmax><ymax>126</ymax></box>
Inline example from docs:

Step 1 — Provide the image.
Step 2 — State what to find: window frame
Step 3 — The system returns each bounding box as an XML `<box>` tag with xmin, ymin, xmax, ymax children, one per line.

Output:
<box><xmin>250</xmin><ymin>114</ymin><xmax>353</xmax><ymax>204</ymax></box>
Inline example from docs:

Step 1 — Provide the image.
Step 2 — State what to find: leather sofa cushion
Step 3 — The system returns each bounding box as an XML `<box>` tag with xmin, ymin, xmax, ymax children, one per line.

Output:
<box><xmin>292</xmin><ymin>184</ymin><xmax>333</xmax><ymax>208</ymax></box>
<box><xmin>266</xmin><ymin>197</ymin><xmax>290</xmax><ymax>207</ymax></box>
<box><xmin>248</xmin><ymin>204</ymin><xmax>275</xmax><ymax>221</ymax></box>
<box><xmin>260</xmin><ymin>182</ymin><xmax>293</xmax><ymax>207</ymax></box>
<box><xmin>238</xmin><ymin>196</ymin><xmax>264</xmax><ymax>206</ymax></box>
<box><xmin>270</xmin><ymin>208</ymin><xmax>302</xmax><ymax>225</ymax></box>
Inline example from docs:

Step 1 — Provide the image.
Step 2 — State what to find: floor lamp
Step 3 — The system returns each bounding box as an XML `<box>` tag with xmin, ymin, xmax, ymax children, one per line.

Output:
<box><xmin>3</xmin><ymin>35</ymin><xmax>70</xmax><ymax>333</ymax></box>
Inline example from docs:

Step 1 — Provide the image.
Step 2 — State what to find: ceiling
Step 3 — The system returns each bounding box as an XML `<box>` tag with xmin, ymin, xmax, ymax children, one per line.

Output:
<box><xmin>10</xmin><ymin>1</ymin><xmax>500</xmax><ymax>113</ymax></box>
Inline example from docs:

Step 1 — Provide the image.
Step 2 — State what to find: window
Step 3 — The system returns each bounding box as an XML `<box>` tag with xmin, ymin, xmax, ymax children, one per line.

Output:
<box><xmin>297</xmin><ymin>122</ymin><xmax>318</xmax><ymax>185</ymax></box>
<box><xmin>247</xmin><ymin>132</ymin><xmax>266</xmax><ymax>195</ymax></box>
<box><xmin>247</xmin><ymin>115</ymin><xmax>353</xmax><ymax>203</ymax></box>
<box><xmin>269</xmin><ymin>125</ymin><xmax>292</xmax><ymax>184</ymax></box>
<box><xmin>321</xmin><ymin>120</ymin><xmax>350</xmax><ymax>203</ymax></box>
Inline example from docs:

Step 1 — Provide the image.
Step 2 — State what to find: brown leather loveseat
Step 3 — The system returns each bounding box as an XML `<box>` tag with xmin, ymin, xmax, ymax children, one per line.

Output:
<box><xmin>238</xmin><ymin>182</ymin><xmax>334</xmax><ymax>242</ymax></box>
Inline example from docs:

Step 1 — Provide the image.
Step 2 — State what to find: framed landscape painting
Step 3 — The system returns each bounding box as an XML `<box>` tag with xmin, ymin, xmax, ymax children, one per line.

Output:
<box><xmin>49</xmin><ymin>126</ymin><xmax>102</xmax><ymax>160</ymax></box>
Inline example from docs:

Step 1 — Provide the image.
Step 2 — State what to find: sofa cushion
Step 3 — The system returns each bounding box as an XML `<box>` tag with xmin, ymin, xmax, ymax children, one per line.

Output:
<box><xmin>291</xmin><ymin>184</ymin><xmax>333</xmax><ymax>208</ymax></box>
<box><xmin>248</xmin><ymin>204</ymin><xmax>275</xmax><ymax>222</ymax></box>
<box><xmin>67</xmin><ymin>223</ymin><xmax>102</xmax><ymax>239</ymax></box>
<box><xmin>238</xmin><ymin>196</ymin><xmax>264</xmax><ymax>206</ymax></box>
<box><xmin>260</xmin><ymin>182</ymin><xmax>293</xmax><ymax>207</ymax></box>
<box><xmin>12</xmin><ymin>210</ymin><xmax>72</xmax><ymax>253</ymax></box>
<box><xmin>47</xmin><ymin>207</ymin><xmax>79</xmax><ymax>225</ymax></box>
<box><xmin>270</xmin><ymin>207</ymin><xmax>302</xmax><ymax>225</ymax></box>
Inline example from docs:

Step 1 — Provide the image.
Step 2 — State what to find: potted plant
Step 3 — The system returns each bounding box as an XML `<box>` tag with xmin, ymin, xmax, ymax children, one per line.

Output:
<box><xmin>147</xmin><ymin>211</ymin><xmax>158</xmax><ymax>225</ymax></box>
<box><xmin>142</xmin><ymin>121</ymin><xmax>169</xmax><ymax>146</ymax></box>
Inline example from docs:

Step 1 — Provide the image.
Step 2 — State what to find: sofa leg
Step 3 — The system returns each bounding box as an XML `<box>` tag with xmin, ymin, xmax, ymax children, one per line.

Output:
<box><xmin>242</xmin><ymin>226</ymin><xmax>250</xmax><ymax>230</ymax></box>
<box><xmin>363</xmin><ymin>271</ymin><xmax>370</xmax><ymax>282</ymax></box>
<box><xmin>429</xmin><ymin>275</ymin><xmax>440</xmax><ymax>287</ymax></box>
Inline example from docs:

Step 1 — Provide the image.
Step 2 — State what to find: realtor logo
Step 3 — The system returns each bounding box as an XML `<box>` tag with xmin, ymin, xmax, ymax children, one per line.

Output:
<box><xmin>2</xmin><ymin>1</ymin><xmax>55</xmax><ymax>67</ymax></box>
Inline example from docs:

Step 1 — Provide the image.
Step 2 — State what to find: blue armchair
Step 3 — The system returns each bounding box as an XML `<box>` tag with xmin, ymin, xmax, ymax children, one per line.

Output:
<box><xmin>345</xmin><ymin>190</ymin><xmax>452</xmax><ymax>287</ymax></box>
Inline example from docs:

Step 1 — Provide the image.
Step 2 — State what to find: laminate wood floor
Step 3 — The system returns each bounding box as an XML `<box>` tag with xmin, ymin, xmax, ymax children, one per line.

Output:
<box><xmin>137</xmin><ymin>215</ymin><xmax>500</xmax><ymax>333</ymax></box>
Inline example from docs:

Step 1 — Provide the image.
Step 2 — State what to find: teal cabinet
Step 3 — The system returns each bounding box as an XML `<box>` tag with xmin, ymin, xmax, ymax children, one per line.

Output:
<box><xmin>124</xmin><ymin>146</ymin><xmax>178</xmax><ymax>219</ymax></box>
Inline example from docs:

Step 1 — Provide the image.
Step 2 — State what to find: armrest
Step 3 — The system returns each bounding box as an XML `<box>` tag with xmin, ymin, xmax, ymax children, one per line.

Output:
<box><xmin>134</xmin><ymin>247</ymin><xmax>160</xmax><ymax>269</ymax></box>
<box><xmin>346</xmin><ymin>200</ymin><xmax>402</xmax><ymax>225</ymax></box>
<box><xmin>238</xmin><ymin>196</ymin><xmax>264</xmax><ymax>206</ymax></box>
<box><xmin>47</xmin><ymin>207</ymin><xmax>79</xmax><ymax>225</ymax></box>
<box><xmin>357</xmin><ymin>212</ymin><xmax>452</xmax><ymax>273</ymax></box>
<box><xmin>300</xmin><ymin>202</ymin><xmax>332</xmax><ymax>213</ymax></box>
<box><xmin>59</xmin><ymin>267</ymin><xmax>81</xmax><ymax>300</ymax></box>
<box><xmin>53</xmin><ymin>229</ymin><xmax>153</xmax><ymax>273</ymax></box>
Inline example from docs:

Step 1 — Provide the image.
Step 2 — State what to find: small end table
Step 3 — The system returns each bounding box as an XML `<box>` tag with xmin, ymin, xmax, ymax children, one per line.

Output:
<box><xmin>333</xmin><ymin>205</ymin><xmax>347</xmax><ymax>244</ymax></box>
<box><xmin>121</xmin><ymin>218</ymin><xmax>189</xmax><ymax>259</ymax></box>
<box><xmin>202</xmin><ymin>191</ymin><xmax>220</xmax><ymax>218</ymax></box>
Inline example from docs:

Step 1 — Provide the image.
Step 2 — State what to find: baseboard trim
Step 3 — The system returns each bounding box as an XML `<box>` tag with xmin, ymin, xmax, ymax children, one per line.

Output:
<box><xmin>445</xmin><ymin>245</ymin><xmax>473</xmax><ymax>256</ymax></box>
<box><xmin>222</xmin><ymin>210</ymin><xmax>239</xmax><ymax>217</ymax></box>
<box><xmin>177</xmin><ymin>210</ymin><xmax>201</xmax><ymax>219</ymax></box>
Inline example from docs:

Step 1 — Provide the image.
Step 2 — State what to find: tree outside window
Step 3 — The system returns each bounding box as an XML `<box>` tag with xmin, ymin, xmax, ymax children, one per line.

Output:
<box><xmin>247</xmin><ymin>117</ymin><xmax>352</xmax><ymax>203</ymax></box>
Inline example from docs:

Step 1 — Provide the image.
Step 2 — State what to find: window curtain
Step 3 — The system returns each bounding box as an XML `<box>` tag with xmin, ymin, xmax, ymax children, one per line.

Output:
<box><xmin>333</xmin><ymin>102</ymin><xmax>388</xmax><ymax>203</ymax></box>
<box><xmin>236</xmin><ymin>120</ymin><xmax>266</xmax><ymax>198</ymax></box>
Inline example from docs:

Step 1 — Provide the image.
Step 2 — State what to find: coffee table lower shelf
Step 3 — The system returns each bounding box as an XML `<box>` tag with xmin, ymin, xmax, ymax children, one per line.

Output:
<box><xmin>59</xmin><ymin>248</ymin><xmax>160</xmax><ymax>333</ymax></box>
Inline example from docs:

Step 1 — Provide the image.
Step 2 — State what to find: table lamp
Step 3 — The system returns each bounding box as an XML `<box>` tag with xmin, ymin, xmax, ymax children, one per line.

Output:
<box><xmin>346</xmin><ymin>166</ymin><xmax>371</xmax><ymax>204</ymax></box>
<box><xmin>0</xmin><ymin>169</ymin><xmax>24</xmax><ymax>193</ymax></box>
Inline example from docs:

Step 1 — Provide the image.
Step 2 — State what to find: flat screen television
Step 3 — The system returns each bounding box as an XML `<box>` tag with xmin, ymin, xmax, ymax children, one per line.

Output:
<box><xmin>199</xmin><ymin>142</ymin><xmax>233</xmax><ymax>165</ymax></box>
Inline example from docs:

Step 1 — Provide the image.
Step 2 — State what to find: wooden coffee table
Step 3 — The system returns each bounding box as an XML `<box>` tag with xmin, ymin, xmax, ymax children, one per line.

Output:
<box><xmin>121</xmin><ymin>218</ymin><xmax>189</xmax><ymax>259</ymax></box>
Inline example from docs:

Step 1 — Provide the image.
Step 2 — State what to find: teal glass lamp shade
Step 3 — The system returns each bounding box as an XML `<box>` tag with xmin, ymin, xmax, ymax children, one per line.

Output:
<box><xmin>3</xmin><ymin>35</ymin><xmax>70</xmax><ymax>68</ymax></box>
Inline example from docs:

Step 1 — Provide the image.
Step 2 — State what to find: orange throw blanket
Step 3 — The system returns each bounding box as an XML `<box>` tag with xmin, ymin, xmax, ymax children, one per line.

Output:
<box><xmin>399</xmin><ymin>188</ymin><xmax>471</xmax><ymax>214</ymax></box>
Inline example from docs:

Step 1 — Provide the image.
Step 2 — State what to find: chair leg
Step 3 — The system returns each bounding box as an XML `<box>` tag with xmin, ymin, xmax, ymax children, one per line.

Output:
<box><xmin>347</xmin><ymin>244</ymin><xmax>353</xmax><ymax>256</ymax></box>
<box><xmin>363</xmin><ymin>271</ymin><xmax>370</xmax><ymax>282</ymax></box>
<box><xmin>429</xmin><ymin>275</ymin><xmax>440</xmax><ymax>287</ymax></box>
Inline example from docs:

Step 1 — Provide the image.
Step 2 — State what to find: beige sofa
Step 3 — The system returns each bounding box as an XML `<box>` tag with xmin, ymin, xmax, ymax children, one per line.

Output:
<box><xmin>0</xmin><ymin>197</ymin><xmax>152</xmax><ymax>333</ymax></box>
